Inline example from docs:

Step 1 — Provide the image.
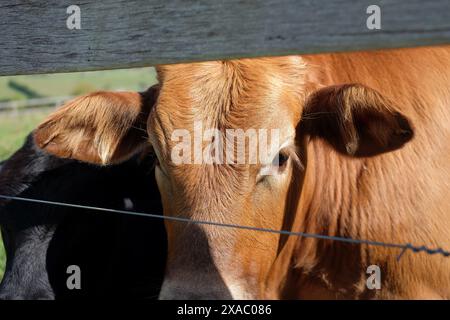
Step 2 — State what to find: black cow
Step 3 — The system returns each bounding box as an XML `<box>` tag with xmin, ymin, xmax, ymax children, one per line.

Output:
<box><xmin>0</xmin><ymin>134</ymin><xmax>166</xmax><ymax>300</ymax></box>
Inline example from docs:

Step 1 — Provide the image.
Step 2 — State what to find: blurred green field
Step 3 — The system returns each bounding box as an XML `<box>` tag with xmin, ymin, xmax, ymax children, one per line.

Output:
<box><xmin>0</xmin><ymin>67</ymin><xmax>158</xmax><ymax>281</ymax></box>
<box><xmin>0</xmin><ymin>67</ymin><xmax>156</xmax><ymax>101</ymax></box>
<box><xmin>0</xmin><ymin>109</ymin><xmax>52</xmax><ymax>161</ymax></box>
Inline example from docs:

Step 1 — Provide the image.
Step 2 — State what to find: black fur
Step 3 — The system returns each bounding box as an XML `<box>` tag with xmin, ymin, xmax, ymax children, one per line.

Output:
<box><xmin>0</xmin><ymin>134</ymin><xmax>166</xmax><ymax>300</ymax></box>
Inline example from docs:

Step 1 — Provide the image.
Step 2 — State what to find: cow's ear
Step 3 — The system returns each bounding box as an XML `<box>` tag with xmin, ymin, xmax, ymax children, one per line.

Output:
<box><xmin>34</xmin><ymin>86</ymin><xmax>157</xmax><ymax>165</ymax></box>
<box><xmin>300</xmin><ymin>84</ymin><xmax>414</xmax><ymax>157</ymax></box>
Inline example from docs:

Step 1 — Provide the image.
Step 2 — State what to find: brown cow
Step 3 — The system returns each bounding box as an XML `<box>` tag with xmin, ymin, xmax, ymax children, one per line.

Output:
<box><xmin>33</xmin><ymin>45</ymin><xmax>450</xmax><ymax>299</ymax></box>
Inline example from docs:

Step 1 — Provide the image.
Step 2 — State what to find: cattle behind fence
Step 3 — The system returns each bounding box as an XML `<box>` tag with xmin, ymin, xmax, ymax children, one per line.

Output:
<box><xmin>0</xmin><ymin>1</ymin><xmax>450</xmax><ymax>261</ymax></box>
<box><xmin>1</xmin><ymin>194</ymin><xmax>450</xmax><ymax>260</ymax></box>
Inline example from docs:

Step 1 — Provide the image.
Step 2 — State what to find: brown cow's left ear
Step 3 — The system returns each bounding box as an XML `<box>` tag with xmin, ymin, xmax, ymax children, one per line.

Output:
<box><xmin>34</xmin><ymin>86</ymin><xmax>157</xmax><ymax>165</ymax></box>
<box><xmin>300</xmin><ymin>84</ymin><xmax>414</xmax><ymax>157</ymax></box>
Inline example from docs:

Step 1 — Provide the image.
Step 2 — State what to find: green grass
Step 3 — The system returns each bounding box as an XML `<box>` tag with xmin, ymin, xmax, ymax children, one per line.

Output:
<box><xmin>0</xmin><ymin>67</ymin><xmax>156</xmax><ymax>101</ymax></box>
<box><xmin>0</xmin><ymin>67</ymin><xmax>158</xmax><ymax>281</ymax></box>
<box><xmin>0</xmin><ymin>109</ymin><xmax>52</xmax><ymax>160</ymax></box>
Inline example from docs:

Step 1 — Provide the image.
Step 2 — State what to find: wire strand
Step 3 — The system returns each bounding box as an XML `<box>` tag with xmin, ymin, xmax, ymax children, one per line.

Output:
<box><xmin>1</xmin><ymin>194</ymin><xmax>449</xmax><ymax>260</ymax></box>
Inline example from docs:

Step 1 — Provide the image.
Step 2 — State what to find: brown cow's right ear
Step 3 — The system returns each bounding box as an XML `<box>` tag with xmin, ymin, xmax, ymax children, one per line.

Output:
<box><xmin>300</xmin><ymin>84</ymin><xmax>414</xmax><ymax>157</ymax></box>
<box><xmin>34</xmin><ymin>87</ymin><xmax>157</xmax><ymax>165</ymax></box>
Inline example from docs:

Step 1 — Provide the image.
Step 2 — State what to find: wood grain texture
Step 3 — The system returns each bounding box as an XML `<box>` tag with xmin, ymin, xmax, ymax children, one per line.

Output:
<box><xmin>0</xmin><ymin>0</ymin><xmax>449</xmax><ymax>76</ymax></box>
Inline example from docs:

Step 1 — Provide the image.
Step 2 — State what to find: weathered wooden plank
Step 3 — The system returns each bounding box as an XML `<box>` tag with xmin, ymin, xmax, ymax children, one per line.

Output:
<box><xmin>0</xmin><ymin>0</ymin><xmax>449</xmax><ymax>76</ymax></box>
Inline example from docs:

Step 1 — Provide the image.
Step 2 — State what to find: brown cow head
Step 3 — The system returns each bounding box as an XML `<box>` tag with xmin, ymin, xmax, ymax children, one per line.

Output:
<box><xmin>33</xmin><ymin>57</ymin><xmax>413</xmax><ymax>299</ymax></box>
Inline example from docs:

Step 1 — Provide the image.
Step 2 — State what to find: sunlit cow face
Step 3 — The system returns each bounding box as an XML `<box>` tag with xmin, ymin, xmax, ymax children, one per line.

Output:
<box><xmin>149</xmin><ymin>60</ymin><xmax>305</xmax><ymax>299</ymax></box>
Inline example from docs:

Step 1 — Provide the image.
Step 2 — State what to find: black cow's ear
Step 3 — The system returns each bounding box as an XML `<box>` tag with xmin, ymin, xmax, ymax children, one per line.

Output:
<box><xmin>299</xmin><ymin>84</ymin><xmax>414</xmax><ymax>157</ymax></box>
<box><xmin>34</xmin><ymin>86</ymin><xmax>158</xmax><ymax>165</ymax></box>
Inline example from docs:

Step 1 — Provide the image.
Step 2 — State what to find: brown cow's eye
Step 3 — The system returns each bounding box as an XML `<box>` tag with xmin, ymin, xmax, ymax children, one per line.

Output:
<box><xmin>273</xmin><ymin>152</ymin><xmax>289</xmax><ymax>170</ymax></box>
<box><xmin>257</xmin><ymin>151</ymin><xmax>291</xmax><ymax>182</ymax></box>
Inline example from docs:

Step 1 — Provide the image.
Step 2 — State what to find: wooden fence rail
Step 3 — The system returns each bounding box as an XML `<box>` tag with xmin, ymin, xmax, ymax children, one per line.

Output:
<box><xmin>1</xmin><ymin>0</ymin><xmax>449</xmax><ymax>76</ymax></box>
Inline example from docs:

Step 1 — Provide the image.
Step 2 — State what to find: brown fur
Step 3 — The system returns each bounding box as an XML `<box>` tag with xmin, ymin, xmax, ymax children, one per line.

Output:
<box><xmin>34</xmin><ymin>45</ymin><xmax>450</xmax><ymax>299</ymax></box>
<box><xmin>268</xmin><ymin>46</ymin><xmax>450</xmax><ymax>299</ymax></box>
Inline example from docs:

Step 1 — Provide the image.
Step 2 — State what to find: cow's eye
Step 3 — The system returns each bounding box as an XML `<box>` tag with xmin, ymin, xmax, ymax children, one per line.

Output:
<box><xmin>276</xmin><ymin>152</ymin><xmax>289</xmax><ymax>169</ymax></box>
<box><xmin>272</xmin><ymin>151</ymin><xmax>289</xmax><ymax>172</ymax></box>
<box><xmin>257</xmin><ymin>149</ymin><xmax>291</xmax><ymax>180</ymax></box>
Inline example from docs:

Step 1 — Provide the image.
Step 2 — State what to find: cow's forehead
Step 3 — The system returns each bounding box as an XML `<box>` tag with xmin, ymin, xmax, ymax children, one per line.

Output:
<box><xmin>153</xmin><ymin>57</ymin><xmax>306</xmax><ymax>134</ymax></box>
<box><xmin>148</xmin><ymin>58</ymin><xmax>307</xmax><ymax>205</ymax></box>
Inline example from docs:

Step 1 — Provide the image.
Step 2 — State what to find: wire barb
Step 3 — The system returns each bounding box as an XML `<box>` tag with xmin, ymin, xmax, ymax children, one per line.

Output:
<box><xmin>1</xmin><ymin>194</ymin><xmax>449</xmax><ymax>260</ymax></box>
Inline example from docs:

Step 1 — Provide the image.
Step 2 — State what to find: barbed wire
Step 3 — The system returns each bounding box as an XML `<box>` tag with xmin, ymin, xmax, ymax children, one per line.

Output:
<box><xmin>0</xmin><ymin>194</ymin><xmax>449</xmax><ymax>260</ymax></box>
